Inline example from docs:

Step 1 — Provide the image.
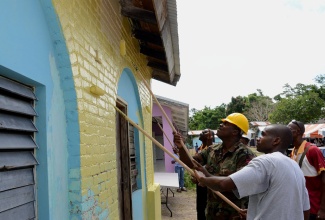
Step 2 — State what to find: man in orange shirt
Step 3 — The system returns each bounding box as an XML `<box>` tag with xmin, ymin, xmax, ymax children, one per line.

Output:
<box><xmin>288</xmin><ymin>120</ymin><xmax>325</xmax><ymax>220</ymax></box>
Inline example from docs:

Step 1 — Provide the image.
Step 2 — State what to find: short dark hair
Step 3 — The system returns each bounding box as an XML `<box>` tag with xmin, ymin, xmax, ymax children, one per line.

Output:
<box><xmin>290</xmin><ymin>120</ymin><xmax>305</xmax><ymax>134</ymax></box>
<box><xmin>268</xmin><ymin>124</ymin><xmax>293</xmax><ymax>150</ymax></box>
<box><xmin>200</xmin><ymin>129</ymin><xmax>215</xmax><ymax>142</ymax></box>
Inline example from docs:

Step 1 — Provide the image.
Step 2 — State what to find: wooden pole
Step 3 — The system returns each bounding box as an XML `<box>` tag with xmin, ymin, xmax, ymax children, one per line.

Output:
<box><xmin>113</xmin><ymin>105</ymin><xmax>242</xmax><ymax>213</ymax></box>
<box><xmin>153</xmin><ymin>117</ymin><xmax>174</xmax><ymax>147</ymax></box>
<box><xmin>138</xmin><ymin>73</ymin><xmax>194</xmax><ymax>166</ymax></box>
<box><xmin>115</xmin><ymin>106</ymin><xmax>190</xmax><ymax>172</ymax></box>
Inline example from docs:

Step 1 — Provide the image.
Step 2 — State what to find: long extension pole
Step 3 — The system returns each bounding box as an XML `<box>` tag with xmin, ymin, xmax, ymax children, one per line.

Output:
<box><xmin>138</xmin><ymin>73</ymin><xmax>194</xmax><ymax>167</ymax></box>
<box><xmin>153</xmin><ymin>116</ymin><xmax>242</xmax><ymax>214</ymax></box>
<box><xmin>114</xmin><ymin>105</ymin><xmax>242</xmax><ymax>213</ymax></box>
<box><xmin>153</xmin><ymin>117</ymin><xmax>174</xmax><ymax>147</ymax></box>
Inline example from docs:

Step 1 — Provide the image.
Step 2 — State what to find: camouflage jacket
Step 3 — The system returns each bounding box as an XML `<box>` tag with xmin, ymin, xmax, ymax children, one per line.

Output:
<box><xmin>199</xmin><ymin>142</ymin><xmax>256</xmax><ymax>219</ymax></box>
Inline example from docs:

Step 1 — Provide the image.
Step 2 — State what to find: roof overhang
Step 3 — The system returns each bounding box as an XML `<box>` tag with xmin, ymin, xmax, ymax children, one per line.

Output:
<box><xmin>120</xmin><ymin>0</ymin><xmax>181</xmax><ymax>86</ymax></box>
<box><xmin>153</xmin><ymin>95</ymin><xmax>189</xmax><ymax>135</ymax></box>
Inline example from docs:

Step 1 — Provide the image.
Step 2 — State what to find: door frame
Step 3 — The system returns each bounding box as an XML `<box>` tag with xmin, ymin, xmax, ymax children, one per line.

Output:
<box><xmin>116</xmin><ymin>98</ymin><xmax>133</xmax><ymax>220</ymax></box>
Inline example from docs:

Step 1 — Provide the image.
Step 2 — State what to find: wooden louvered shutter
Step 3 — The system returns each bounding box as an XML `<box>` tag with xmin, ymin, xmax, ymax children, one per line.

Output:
<box><xmin>0</xmin><ymin>76</ymin><xmax>38</xmax><ymax>220</ymax></box>
<box><xmin>128</xmin><ymin>124</ymin><xmax>138</xmax><ymax>192</ymax></box>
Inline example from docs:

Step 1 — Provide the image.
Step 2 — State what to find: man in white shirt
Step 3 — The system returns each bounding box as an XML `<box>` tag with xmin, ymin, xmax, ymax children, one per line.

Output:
<box><xmin>193</xmin><ymin>124</ymin><xmax>310</xmax><ymax>220</ymax></box>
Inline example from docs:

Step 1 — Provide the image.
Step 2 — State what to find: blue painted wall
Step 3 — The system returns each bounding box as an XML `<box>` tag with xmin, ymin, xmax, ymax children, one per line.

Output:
<box><xmin>117</xmin><ymin>68</ymin><xmax>146</xmax><ymax>220</ymax></box>
<box><xmin>0</xmin><ymin>1</ymin><xmax>78</xmax><ymax>219</ymax></box>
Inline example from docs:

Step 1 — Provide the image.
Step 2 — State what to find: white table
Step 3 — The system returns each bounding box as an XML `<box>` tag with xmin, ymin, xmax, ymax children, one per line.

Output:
<box><xmin>154</xmin><ymin>172</ymin><xmax>179</xmax><ymax>187</ymax></box>
<box><xmin>154</xmin><ymin>172</ymin><xmax>179</xmax><ymax>217</ymax></box>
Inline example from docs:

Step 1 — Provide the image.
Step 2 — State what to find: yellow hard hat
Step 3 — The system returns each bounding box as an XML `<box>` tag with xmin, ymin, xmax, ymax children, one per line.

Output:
<box><xmin>222</xmin><ymin>113</ymin><xmax>249</xmax><ymax>134</ymax></box>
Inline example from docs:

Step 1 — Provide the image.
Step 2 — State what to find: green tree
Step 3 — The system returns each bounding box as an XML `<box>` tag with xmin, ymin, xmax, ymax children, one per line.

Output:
<box><xmin>269</xmin><ymin>92</ymin><xmax>324</xmax><ymax>124</ymax></box>
<box><xmin>270</xmin><ymin>76</ymin><xmax>325</xmax><ymax>123</ymax></box>
<box><xmin>273</xmin><ymin>94</ymin><xmax>282</xmax><ymax>102</ymax></box>
<box><xmin>314</xmin><ymin>74</ymin><xmax>325</xmax><ymax>101</ymax></box>
<box><xmin>189</xmin><ymin>105</ymin><xmax>227</xmax><ymax>130</ymax></box>
<box><xmin>188</xmin><ymin>75</ymin><xmax>325</xmax><ymax>131</ymax></box>
<box><xmin>282</xmin><ymin>83</ymin><xmax>321</xmax><ymax>98</ymax></box>
<box><xmin>226</xmin><ymin>96</ymin><xmax>247</xmax><ymax>114</ymax></box>
<box><xmin>314</xmin><ymin>74</ymin><xmax>325</xmax><ymax>85</ymax></box>
<box><xmin>246</xmin><ymin>90</ymin><xmax>263</xmax><ymax>104</ymax></box>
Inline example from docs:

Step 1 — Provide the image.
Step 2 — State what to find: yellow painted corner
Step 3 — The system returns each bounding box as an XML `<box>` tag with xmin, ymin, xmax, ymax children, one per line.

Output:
<box><xmin>147</xmin><ymin>183</ymin><xmax>162</xmax><ymax>220</ymax></box>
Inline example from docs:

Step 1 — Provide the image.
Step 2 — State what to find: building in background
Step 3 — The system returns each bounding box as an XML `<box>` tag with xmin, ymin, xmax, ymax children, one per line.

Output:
<box><xmin>152</xmin><ymin>95</ymin><xmax>189</xmax><ymax>173</ymax></box>
<box><xmin>304</xmin><ymin>123</ymin><xmax>325</xmax><ymax>139</ymax></box>
<box><xmin>188</xmin><ymin>130</ymin><xmax>222</xmax><ymax>148</ymax></box>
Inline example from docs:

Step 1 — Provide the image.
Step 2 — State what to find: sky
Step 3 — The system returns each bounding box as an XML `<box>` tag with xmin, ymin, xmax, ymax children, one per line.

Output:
<box><xmin>152</xmin><ymin>0</ymin><xmax>325</xmax><ymax>110</ymax></box>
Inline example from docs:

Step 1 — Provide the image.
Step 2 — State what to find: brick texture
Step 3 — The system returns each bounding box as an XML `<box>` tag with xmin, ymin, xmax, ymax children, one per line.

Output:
<box><xmin>52</xmin><ymin>0</ymin><xmax>157</xmax><ymax>219</ymax></box>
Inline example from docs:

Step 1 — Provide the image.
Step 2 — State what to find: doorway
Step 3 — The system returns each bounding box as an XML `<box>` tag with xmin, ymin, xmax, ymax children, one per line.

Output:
<box><xmin>115</xmin><ymin>100</ymin><xmax>133</xmax><ymax>220</ymax></box>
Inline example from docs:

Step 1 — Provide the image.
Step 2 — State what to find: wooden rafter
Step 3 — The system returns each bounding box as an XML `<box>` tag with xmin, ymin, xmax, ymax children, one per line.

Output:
<box><xmin>147</xmin><ymin>61</ymin><xmax>168</xmax><ymax>72</ymax></box>
<box><xmin>120</xmin><ymin>0</ymin><xmax>157</xmax><ymax>24</ymax></box>
<box><xmin>132</xmin><ymin>28</ymin><xmax>163</xmax><ymax>45</ymax></box>
<box><xmin>140</xmin><ymin>46</ymin><xmax>166</xmax><ymax>61</ymax></box>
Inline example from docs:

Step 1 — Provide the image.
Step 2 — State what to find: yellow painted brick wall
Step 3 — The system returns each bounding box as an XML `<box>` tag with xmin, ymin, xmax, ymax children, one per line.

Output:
<box><xmin>52</xmin><ymin>0</ymin><xmax>157</xmax><ymax>219</ymax></box>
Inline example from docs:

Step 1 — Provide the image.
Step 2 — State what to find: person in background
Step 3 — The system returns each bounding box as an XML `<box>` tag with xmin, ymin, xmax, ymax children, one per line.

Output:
<box><xmin>288</xmin><ymin>120</ymin><xmax>325</xmax><ymax>220</ymax></box>
<box><xmin>195</xmin><ymin>129</ymin><xmax>215</xmax><ymax>220</ymax></box>
<box><xmin>174</xmin><ymin>113</ymin><xmax>256</xmax><ymax>220</ymax></box>
<box><xmin>195</xmin><ymin>142</ymin><xmax>199</xmax><ymax>153</ymax></box>
<box><xmin>193</xmin><ymin>124</ymin><xmax>310</xmax><ymax>220</ymax></box>
<box><xmin>240</xmin><ymin>134</ymin><xmax>250</xmax><ymax>146</ymax></box>
<box><xmin>171</xmin><ymin>147</ymin><xmax>187</xmax><ymax>192</ymax></box>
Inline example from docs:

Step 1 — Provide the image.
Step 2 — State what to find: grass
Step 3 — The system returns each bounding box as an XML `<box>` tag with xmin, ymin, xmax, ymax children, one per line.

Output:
<box><xmin>184</xmin><ymin>170</ymin><xmax>196</xmax><ymax>190</ymax></box>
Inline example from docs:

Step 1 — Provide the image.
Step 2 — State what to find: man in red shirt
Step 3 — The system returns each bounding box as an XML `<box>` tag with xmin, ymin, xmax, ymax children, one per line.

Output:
<box><xmin>288</xmin><ymin>120</ymin><xmax>325</xmax><ymax>220</ymax></box>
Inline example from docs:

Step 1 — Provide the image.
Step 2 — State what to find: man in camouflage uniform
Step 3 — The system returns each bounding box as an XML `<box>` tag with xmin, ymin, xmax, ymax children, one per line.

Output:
<box><xmin>174</xmin><ymin>113</ymin><xmax>256</xmax><ymax>220</ymax></box>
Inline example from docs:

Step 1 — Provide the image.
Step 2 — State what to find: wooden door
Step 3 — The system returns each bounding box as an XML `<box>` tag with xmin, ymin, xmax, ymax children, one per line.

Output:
<box><xmin>115</xmin><ymin>100</ymin><xmax>132</xmax><ymax>220</ymax></box>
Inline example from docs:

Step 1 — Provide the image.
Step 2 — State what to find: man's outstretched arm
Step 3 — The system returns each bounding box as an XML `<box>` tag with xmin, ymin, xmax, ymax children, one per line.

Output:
<box><xmin>193</xmin><ymin>169</ymin><xmax>236</xmax><ymax>192</ymax></box>
<box><xmin>173</xmin><ymin>131</ymin><xmax>194</xmax><ymax>169</ymax></box>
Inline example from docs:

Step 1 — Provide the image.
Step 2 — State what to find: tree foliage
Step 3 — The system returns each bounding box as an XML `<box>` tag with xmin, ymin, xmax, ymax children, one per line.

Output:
<box><xmin>269</xmin><ymin>92</ymin><xmax>325</xmax><ymax>124</ymax></box>
<box><xmin>189</xmin><ymin>105</ymin><xmax>227</xmax><ymax>130</ymax></box>
<box><xmin>314</xmin><ymin>74</ymin><xmax>325</xmax><ymax>85</ymax></box>
<box><xmin>313</xmin><ymin>75</ymin><xmax>325</xmax><ymax>101</ymax></box>
<box><xmin>188</xmin><ymin>74</ymin><xmax>325</xmax><ymax>130</ymax></box>
<box><xmin>268</xmin><ymin>77</ymin><xmax>325</xmax><ymax>124</ymax></box>
<box><xmin>282</xmin><ymin>83</ymin><xmax>321</xmax><ymax>98</ymax></box>
<box><xmin>226</xmin><ymin>96</ymin><xmax>247</xmax><ymax>114</ymax></box>
<box><xmin>238</xmin><ymin>90</ymin><xmax>275</xmax><ymax>122</ymax></box>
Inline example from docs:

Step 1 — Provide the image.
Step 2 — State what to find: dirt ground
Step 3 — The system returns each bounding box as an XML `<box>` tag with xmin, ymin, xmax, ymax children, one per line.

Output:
<box><xmin>161</xmin><ymin>187</ymin><xmax>197</xmax><ymax>220</ymax></box>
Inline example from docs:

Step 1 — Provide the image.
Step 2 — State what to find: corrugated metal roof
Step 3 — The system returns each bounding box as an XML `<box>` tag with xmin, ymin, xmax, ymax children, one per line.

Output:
<box><xmin>304</xmin><ymin>124</ymin><xmax>325</xmax><ymax>138</ymax></box>
<box><xmin>188</xmin><ymin>130</ymin><xmax>218</xmax><ymax>136</ymax></box>
<box><xmin>155</xmin><ymin>95</ymin><xmax>189</xmax><ymax>135</ymax></box>
<box><xmin>250</xmin><ymin>121</ymin><xmax>271</xmax><ymax>126</ymax></box>
<box><xmin>167</xmin><ymin>0</ymin><xmax>181</xmax><ymax>78</ymax></box>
